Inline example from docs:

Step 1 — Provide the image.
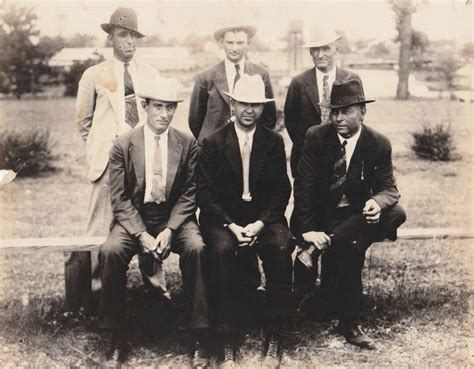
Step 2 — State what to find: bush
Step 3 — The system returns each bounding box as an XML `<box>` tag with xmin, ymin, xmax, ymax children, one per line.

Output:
<box><xmin>411</xmin><ymin>123</ymin><xmax>458</xmax><ymax>161</ymax></box>
<box><xmin>0</xmin><ymin>128</ymin><xmax>57</xmax><ymax>176</ymax></box>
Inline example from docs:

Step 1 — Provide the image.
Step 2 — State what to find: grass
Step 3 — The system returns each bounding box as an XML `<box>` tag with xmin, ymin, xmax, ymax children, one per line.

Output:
<box><xmin>0</xmin><ymin>97</ymin><xmax>473</xmax><ymax>367</ymax></box>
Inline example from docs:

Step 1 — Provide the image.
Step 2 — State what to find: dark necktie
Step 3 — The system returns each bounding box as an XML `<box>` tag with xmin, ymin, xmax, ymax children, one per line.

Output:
<box><xmin>233</xmin><ymin>64</ymin><xmax>241</xmax><ymax>92</ymax></box>
<box><xmin>151</xmin><ymin>135</ymin><xmax>166</xmax><ymax>204</ymax></box>
<box><xmin>124</xmin><ymin>62</ymin><xmax>139</xmax><ymax>128</ymax></box>
<box><xmin>329</xmin><ymin>140</ymin><xmax>347</xmax><ymax>203</ymax></box>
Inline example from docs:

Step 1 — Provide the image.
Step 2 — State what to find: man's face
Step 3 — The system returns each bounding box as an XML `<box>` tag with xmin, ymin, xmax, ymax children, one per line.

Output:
<box><xmin>310</xmin><ymin>43</ymin><xmax>338</xmax><ymax>73</ymax></box>
<box><xmin>221</xmin><ymin>30</ymin><xmax>250</xmax><ymax>63</ymax></box>
<box><xmin>331</xmin><ymin>104</ymin><xmax>365</xmax><ymax>138</ymax></box>
<box><xmin>142</xmin><ymin>99</ymin><xmax>177</xmax><ymax>135</ymax></box>
<box><xmin>108</xmin><ymin>27</ymin><xmax>138</xmax><ymax>62</ymax></box>
<box><xmin>232</xmin><ymin>100</ymin><xmax>264</xmax><ymax>129</ymax></box>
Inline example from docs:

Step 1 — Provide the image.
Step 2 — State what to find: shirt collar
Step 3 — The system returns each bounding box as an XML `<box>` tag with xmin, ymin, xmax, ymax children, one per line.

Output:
<box><xmin>114</xmin><ymin>56</ymin><xmax>136</xmax><ymax>71</ymax></box>
<box><xmin>234</xmin><ymin>122</ymin><xmax>256</xmax><ymax>142</ymax></box>
<box><xmin>316</xmin><ymin>65</ymin><xmax>336</xmax><ymax>81</ymax></box>
<box><xmin>225</xmin><ymin>57</ymin><xmax>245</xmax><ymax>74</ymax></box>
<box><xmin>337</xmin><ymin>125</ymin><xmax>362</xmax><ymax>145</ymax></box>
<box><xmin>144</xmin><ymin>123</ymin><xmax>170</xmax><ymax>140</ymax></box>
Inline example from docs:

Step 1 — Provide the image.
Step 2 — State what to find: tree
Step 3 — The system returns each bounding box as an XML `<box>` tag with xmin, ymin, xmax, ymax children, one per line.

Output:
<box><xmin>461</xmin><ymin>42</ymin><xmax>474</xmax><ymax>62</ymax></box>
<box><xmin>65</xmin><ymin>33</ymin><xmax>98</xmax><ymax>48</ymax></box>
<box><xmin>390</xmin><ymin>0</ymin><xmax>417</xmax><ymax>99</ymax></box>
<box><xmin>0</xmin><ymin>4</ymin><xmax>52</xmax><ymax>96</ymax></box>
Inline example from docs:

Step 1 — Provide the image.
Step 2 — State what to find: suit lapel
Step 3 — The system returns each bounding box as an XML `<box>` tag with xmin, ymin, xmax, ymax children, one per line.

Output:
<box><xmin>214</xmin><ymin>61</ymin><xmax>231</xmax><ymax>105</ymax></box>
<box><xmin>224</xmin><ymin>124</ymin><xmax>243</xmax><ymax>179</ymax></box>
<box><xmin>249</xmin><ymin>126</ymin><xmax>267</xmax><ymax>187</ymax></box>
<box><xmin>347</xmin><ymin>126</ymin><xmax>369</xmax><ymax>181</ymax></box>
<box><xmin>165</xmin><ymin>128</ymin><xmax>182</xmax><ymax>200</ymax></box>
<box><xmin>102</xmin><ymin>60</ymin><xmax>120</xmax><ymax>119</ymax></box>
<box><xmin>304</xmin><ymin>68</ymin><xmax>321</xmax><ymax>113</ymax></box>
<box><xmin>129</xmin><ymin>126</ymin><xmax>146</xmax><ymax>193</ymax></box>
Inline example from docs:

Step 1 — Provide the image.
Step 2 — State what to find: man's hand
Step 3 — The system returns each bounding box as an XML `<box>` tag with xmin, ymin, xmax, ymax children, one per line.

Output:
<box><xmin>243</xmin><ymin>220</ymin><xmax>264</xmax><ymax>246</ymax></box>
<box><xmin>227</xmin><ymin>223</ymin><xmax>253</xmax><ymax>247</ymax></box>
<box><xmin>138</xmin><ymin>231</ymin><xmax>157</xmax><ymax>254</ymax></box>
<box><xmin>302</xmin><ymin>231</ymin><xmax>331</xmax><ymax>251</ymax></box>
<box><xmin>154</xmin><ymin>228</ymin><xmax>174</xmax><ymax>260</ymax></box>
<box><xmin>363</xmin><ymin>199</ymin><xmax>382</xmax><ymax>224</ymax></box>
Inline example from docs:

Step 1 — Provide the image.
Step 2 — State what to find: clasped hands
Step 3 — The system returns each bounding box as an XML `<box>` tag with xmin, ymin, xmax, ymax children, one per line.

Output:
<box><xmin>302</xmin><ymin>199</ymin><xmax>382</xmax><ymax>251</ymax></box>
<box><xmin>137</xmin><ymin>228</ymin><xmax>174</xmax><ymax>261</ymax></box>
<box><xmin>227</xmin><ymin>220</ymin><xmax>264</xmax><ymax>247</ymax></box>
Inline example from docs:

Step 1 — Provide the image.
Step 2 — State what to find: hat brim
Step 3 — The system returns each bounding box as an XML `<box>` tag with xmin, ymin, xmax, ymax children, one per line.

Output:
<box><xmin>137</xmin><ymin>93</ymin><xmax>184</xmax><ymax>103</ymax></box>
<box><xmin>319</xmin><ymin>99</ymin><xmax>376</xmax><ymax>109</ymax></box>
<box><xmin>302</xmin><ymin>34</ymin><xmax>342</xmax><ymax>48</ymax></box>
<box><xmin>223</xmin><ymin>91</ymin><xmax>274</xmax><ymax>104</ymax></box>
<box><xmin>213</xmin><ymin>25</ymin><xmax>256</xmax><ymax>41</ymax></box>
<box><xmin>101</xmin><ymin>23</ymin><xmax>145</xmax><ymax>38</ymax></box>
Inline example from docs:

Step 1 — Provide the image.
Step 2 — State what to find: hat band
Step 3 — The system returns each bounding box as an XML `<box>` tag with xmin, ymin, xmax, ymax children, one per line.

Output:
<box><xmin>332</xmin><ymin>95</ymin><xmax>366</xmax><ymax>106</ymax></box>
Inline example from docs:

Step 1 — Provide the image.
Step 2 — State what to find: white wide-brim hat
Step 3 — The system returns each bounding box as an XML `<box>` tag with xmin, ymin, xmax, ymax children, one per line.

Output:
<box><xmin>137</xmin><ymin>74</ymin><xmax>184</xmax><ymax>103</ymax></box>
<box><xmin>223</xmin><ymin>74</ymin><xmax>274</xmax><ymax>104</ymax></box>
<box><xmin>213</xmin><ymin>24</ymin><xmax>257</xmax><ymax>41</ymax></box>
<box><xmin>302</xmin><ymin>28</ymin><xmax>342</xmax><ymax>48</ymax></box>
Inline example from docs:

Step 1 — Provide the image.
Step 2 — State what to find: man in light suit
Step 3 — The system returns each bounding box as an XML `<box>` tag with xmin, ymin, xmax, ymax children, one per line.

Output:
<box><xmin>72</xmin><ymin>7</ymin><xmax>164</xmax><ymax>307</ymax></box>
<box><xmin>189</xmin><ymin>24</ymin><xmax>276</xmax><ymax>143</ymax></box>
<box><xmin>197</xmin><ymin>75</ymin><xmax>294</xmax><ymax>369</ymax></box>
<box><xmin>99</xmin><ymin>76</ymin><xmax>209</xmax><ymax>367</ymax></box>
<box><xmin>293</xmin><ymin>79</ymin><xmax>406</xmax><ymax>349</ymax></box>
<box><xmin>284</xmin><ymin>30</ymin><xmax>361</xmax><ymax>177</ymax></box>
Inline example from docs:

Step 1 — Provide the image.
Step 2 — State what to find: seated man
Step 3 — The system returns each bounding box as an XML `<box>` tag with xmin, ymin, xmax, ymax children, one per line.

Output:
<box><xmin>99</xmin><ymin>75</ymin><xmax>209</xmax><ymax>368</ymax></box>
<box><xmin>292</xmin><ymin>79</ymin><xmax>406</xmax><ymax>349</ymax></box>
<box><xmin>197</xmin><ymin>74</ymin><xmax>294</xmax><ymax>369</ymax></box>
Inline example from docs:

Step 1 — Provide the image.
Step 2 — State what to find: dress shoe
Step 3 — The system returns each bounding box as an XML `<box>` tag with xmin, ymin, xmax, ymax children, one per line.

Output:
<box><xmin>191</xmin><ymin>340</ymin><xmax>209</xmax><ymax>369</ymax></box>
<box><xmin>262</xmin><ymin>336</ymin><xmax>280</xmax><ymax>369</ymax></box>
<box><xmin>338</xmin><ymin>321</ymin><xmax>376</xmax><ymax>350</ymax></box>
<box><xmin>219</xmin><ymin>343</ymin><xmax>236</xmax><ymax>368</ymax></box>
<box><xmin>103</xmin><ymin>333</ymin><xmax>128</xmax><ymax>368</ymax></box>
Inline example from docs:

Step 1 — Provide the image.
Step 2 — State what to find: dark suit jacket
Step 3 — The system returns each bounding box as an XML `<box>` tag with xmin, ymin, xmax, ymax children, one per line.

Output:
<box><xmin>197</xmin><ymin>123</ymin><xmax>290</xmax><ymax>226</ymax></box>
<box><xmin>108</xmin><ymin>126</ymin><xmax>198</xmax><ymax>236</ymax></box>
<box><xmin>293</xmin><ymin>123</ymin><xmax>400</xmax><ymax>235</ymax></box>
<box><xmin>189</xmin><ymin>60</ymin><xmax>277</xmax><ymax>143</ymax></box>
<box><xmin>284</xmin><ymin>67</ymin><xmax>360</xmax><ymax>175</ymax></box>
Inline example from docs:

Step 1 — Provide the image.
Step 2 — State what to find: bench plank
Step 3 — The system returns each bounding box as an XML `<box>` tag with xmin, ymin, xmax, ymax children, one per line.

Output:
<box><xmin>0</xmin><ymin>229</ymin><xmax>472</xmax><ymax>252</ymax></box>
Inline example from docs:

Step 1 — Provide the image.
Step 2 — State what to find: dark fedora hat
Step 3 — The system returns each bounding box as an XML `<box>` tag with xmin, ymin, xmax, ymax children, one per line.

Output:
<box><xmin>101</xmin><ymin>7</ymin><xmax>145</xmax><ymax>38</ymax></box>
<box><xmin>320</xmin><ymin>79</ymin><xmax>375</xmax><ymax>109</ymax></box>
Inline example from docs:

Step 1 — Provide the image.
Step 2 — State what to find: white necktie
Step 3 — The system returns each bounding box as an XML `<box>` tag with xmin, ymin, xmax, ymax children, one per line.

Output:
<box><xmin>241</xmin><ymin>134</ymin><xmax>252</xmax><ymax>202</ymax></box>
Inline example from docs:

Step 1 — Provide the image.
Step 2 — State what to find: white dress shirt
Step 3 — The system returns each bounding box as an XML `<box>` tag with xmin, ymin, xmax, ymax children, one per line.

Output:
<box><xmin>144</xmin><ymin>124</ymin><xmax>169</xmax><ymax>204</ymax></box>
<box><xmin>225</xmin><ymin>57</ymin><xmax>246</xmax><ymax>93</ymax></box>
<box><xmin>234</xmin><ymin>123</ymin><xmax>256</xmax><ymax>153</ymax></box>
<box><xmin>336</xmin><ymin>127</ymin><xmax>362</xmax><ymax>207</ymax></box>
<box><xmin>113</xmin><ymin>57</ymin><xmax>141</xmax><ymax>135</ymax></box>
<box><xmin>316</xmin><ymin>66</ymin><xmax>337</xmax><ymax>101</ymax></box>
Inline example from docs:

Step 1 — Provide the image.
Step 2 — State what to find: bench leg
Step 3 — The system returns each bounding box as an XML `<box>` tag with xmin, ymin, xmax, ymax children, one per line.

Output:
<box><xmin>65</xmin><ymin>251</ymin><xmax>92</xmax><ymax>312</ymax></box>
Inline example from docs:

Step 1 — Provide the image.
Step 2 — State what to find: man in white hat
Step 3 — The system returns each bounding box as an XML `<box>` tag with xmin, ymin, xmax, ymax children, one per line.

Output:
<box><xmin>99</xmin><ymin>75</ymin><xmax>209</xmax><ymax>367</ymax></box>
<box><xmin>189</xmin><ymin>24</ymin><xmax>276</xmax><ymax>143</ymax></box>
<box><xmin>197</xmin><ymin>74</ymin><xmax>294</xmax><ymax>369</ymax></box>
<box><xmin>284</xmin><ymin>29</ymin><xmax>361</xmax><ymax>177</ymax></box>
<box><xmin>71</xmin><ymin>7</ymin><xmax>162</xmax><ymax>310</ymax></box>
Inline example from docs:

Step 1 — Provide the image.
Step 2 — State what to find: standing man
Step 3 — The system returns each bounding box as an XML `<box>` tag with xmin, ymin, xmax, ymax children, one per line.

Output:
<box><xmin>99</xmin><ymin>75</ymin><xmax>209</xmax><ymax>367</ymax></box>
<box><xmin>189</xmin><ymin>24</ymin><xmax>276</xmax><ymax>143</ymax></box>
<box><xmin>197</xmin><ymin>75</ymin><xmax>294</xmax><ymax>368</ymax></box>
<box><xmin>284</xmin><ymin>29</ymin><xmax>361</xmax><ymax>177</ymax></box>
<box><xmin>293</xmin><ymin>79</ymin><xmax>406</xmax><ymax>349</ymax></box>
<box><xmin>73</xmin><ymin>7</ymin><xmax>163</xmax><ymax>306</ymax></box>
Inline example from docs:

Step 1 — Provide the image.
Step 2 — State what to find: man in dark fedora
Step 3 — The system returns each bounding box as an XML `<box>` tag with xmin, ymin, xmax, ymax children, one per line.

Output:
<box><xmin>292</xmin><ymin>79</ymin><xmax>406</xmax><ymax>349</ymax></box>
<box><xmin>72</xmin><ymin>7</ymin><xmax>164</xmax><ymax>309</ymax></box>
<box><xmin>189</xmin><ymin>24</ymin><xmax>276</xmax><ymax>143</ymax></box>
<box><xmin>99</xmin><ymin>74</ymin><xmax>209</xmax><ymax>367</ymax></box>
<box><xmin>284</xmin><ymin>29</ymin><xmax>361</xmax><ymax>177</ymax></box>
<box><xmin>197</xmin><ymin>74</ymin><xmax>294</xmax><ymax>368</ymax></box>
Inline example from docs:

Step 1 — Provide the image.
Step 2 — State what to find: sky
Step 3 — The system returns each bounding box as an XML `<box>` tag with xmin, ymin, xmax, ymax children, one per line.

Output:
<box><xmin>4</xmin><ymin>0</ymin><xmax>473</xmax><ymax>45</ymax></box>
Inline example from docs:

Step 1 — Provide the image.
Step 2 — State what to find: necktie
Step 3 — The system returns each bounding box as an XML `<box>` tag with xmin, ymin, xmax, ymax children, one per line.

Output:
<box><xmin>241</xmin><ymin>134</ymin><xmax>252</xmax><ymax>202</ymax></box>
<box><xmin>329</xmin><ymin>140</ymin><xmax>347</xmax><ymax>203</ymax></box>
<box><xmin>151</xmin><ymin>135</ymin><xmax>166</xmax><ymax>204</ymax></box>
<box><xmin>233</xmin><ymin>64</ymin><xmax>241</xmax><ymax>92</ymax></box>
<box><xmin>124</xmin><ymin>62</ymin><xmax>139</xmax><ymax>128</ymax></box>
<box><xmin>321</xmin><ymin>74</ymin><xmax>330</xmax><ymax>124</ymax></box>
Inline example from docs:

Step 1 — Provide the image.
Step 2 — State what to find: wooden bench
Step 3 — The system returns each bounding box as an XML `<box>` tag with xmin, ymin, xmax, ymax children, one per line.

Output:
<box><xmin>1</xmin><ymin>228</ymin><xmax>472</xmax><ymax>311</ymax></box>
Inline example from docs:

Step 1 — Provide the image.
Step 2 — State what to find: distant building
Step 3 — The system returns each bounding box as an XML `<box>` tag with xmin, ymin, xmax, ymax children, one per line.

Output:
<box><xmin>453</xmin><ymin>63</ymin><xmax>473</xmax><ymax>90</ymax></box>
<box><xmin>49</xmin><ymin>47</ymin><xmax>198</xmax><ymax>71</ymax></box>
